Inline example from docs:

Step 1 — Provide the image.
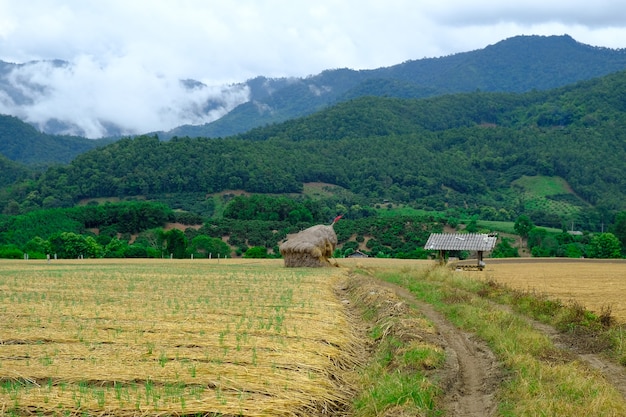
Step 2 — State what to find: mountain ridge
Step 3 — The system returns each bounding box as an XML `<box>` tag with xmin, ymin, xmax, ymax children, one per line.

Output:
<box><xmin>161</xmin><ymin>34</ymin><xmax>626</xmax><ymax>139</ymax></box>
<box><xmin>2</xmin><ymin>34</ymin><xmax>626</xmax><ymax>143</ymax></box>
<box><xmin>2</xmin><ymin>68</ymin><xmax>624</xmax><ymax>227</ymax></box>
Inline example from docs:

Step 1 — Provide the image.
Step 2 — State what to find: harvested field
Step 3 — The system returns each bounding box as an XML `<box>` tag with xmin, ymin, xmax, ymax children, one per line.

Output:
<box><xmin>0</xmin><ymin>259</ymin><xmax>361</xmax><ymax>416</ymax></box>
<box><xmin>482</xmin><ymin>258</ymin><xmax>626</xmax><ymax>323</ymax></box>
<box><xmin>339</xmin><ymin>257</ymin><xmax>626</xmax><ymax>323</ymax></box>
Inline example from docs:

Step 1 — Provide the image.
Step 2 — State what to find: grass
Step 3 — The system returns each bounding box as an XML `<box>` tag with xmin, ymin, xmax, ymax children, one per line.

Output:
<box><xmin>511</xmin><ymin>175</ymin><xmax>587</xmax><ymax>219</ymax></box>
<box><xmin>375</xmin><ymin>264</ymin><xmax>626</xmax><ymax>416</ymax></box>
<box><xmin>343</xmin><ymin>273</ymin><xmax>445</xmax><ymax>416</ymax></box>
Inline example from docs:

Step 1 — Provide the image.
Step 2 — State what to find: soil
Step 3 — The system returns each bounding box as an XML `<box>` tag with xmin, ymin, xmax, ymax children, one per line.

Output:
<box><xmin>347</xmin><ymin>270</ymin><xmax>626</xmax><ymax>416</ymax></box>
<box><xmin>373</xmin><ymin>278</ymin><xmax>501</xmax><ymax>416</ymax></box>
<box><xmin>344</xmin><ymin>273</ymin><xmax>501</xmax><ymax>416</ymax></box>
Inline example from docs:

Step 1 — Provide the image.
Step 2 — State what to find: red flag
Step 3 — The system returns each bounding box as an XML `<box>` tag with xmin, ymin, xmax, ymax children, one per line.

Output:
<box><xmin>332</xmin><ymin>215</ymin><xmax>343</xmax><ymax>224</ymax></box>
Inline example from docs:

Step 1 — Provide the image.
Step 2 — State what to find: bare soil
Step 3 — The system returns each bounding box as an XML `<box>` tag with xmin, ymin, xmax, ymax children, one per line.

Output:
<box><xmin>345</xmin><ymin>273</ymin><xmax>501</xmax><ymax>416</ymax></box>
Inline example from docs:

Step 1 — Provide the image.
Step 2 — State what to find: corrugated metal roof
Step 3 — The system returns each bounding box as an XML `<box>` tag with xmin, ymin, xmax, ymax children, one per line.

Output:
<box><xmin>424</xmin><ymin>233</ymin><xmax>497</xmax><ymax>251</ymax></box>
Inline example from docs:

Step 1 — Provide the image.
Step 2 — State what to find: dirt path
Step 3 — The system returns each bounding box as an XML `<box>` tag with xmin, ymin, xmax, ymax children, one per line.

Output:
<box><xmin>345</xmin><ymin>265</ymin><xmax>626</xmax><ymax>415</ymax></box>
<box><xmin>369</xmin><ymin>279</ymin><xmax>501</xmax><ymax>417</ymax></box>
<box><xmin>375</xmin><ymin>277</ymin><xmax>626</xmax><ymax>413</ymax></box>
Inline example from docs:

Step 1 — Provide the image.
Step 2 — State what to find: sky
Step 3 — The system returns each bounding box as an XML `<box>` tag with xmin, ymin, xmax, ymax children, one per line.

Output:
<box><xmin>1</xmin><ymin>0</ymin><xmax>626</xmax><ymax>138</ymax></box>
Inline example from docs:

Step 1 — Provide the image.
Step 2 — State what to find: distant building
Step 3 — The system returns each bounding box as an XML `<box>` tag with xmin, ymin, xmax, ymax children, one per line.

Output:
<box><xmin>347</xmin><ymin>250</ymin><xmax>369</xmax><ymax>258</ymax></box>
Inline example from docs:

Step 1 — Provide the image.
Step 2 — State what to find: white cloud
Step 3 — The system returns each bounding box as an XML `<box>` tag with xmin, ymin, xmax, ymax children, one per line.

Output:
<box><xmin>1</xmin><ymin>57</ymin><xmax>249</xmax><ymax>138</ymax></box>
<box><xmin>0</xmin><ymin>0</ymin><xmax>626</xmax><ymax>137</ymax></box>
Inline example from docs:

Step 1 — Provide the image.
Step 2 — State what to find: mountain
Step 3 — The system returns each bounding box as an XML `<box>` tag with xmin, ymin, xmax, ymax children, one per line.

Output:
<box><xmin>0</xmin><ymin>114</ymin><xmax>114</xmax><ymax>166</ymax></box>
<box><xmin>162</xmin><ymin>34</ymin><xmax>626</xmax><ymax>139</ymax></box>
<box><xmin>4</xmin><ymin>68</ymin><xmax>626</xmax><ymax>229</ymax></box>
<box><xmin>0</xmin><ymin>153</ymin><xmax>30</xmax><ymax>188</ymax></box>
<box><xmin>2</xmin><ymin>34</ymin><xmax>626</xmax><ymax>142</ymax></box>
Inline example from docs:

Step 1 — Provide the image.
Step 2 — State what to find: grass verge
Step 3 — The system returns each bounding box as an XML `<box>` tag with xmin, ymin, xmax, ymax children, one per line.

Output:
<box><xmin>372</xmin><ymin>265</ymin><xmax>626</xmax><ymax>416</ymax></box>
<box><xmin>341</xmin><ymin>274</ymin><xmax>445</xmax><ymax>416</ymax></box>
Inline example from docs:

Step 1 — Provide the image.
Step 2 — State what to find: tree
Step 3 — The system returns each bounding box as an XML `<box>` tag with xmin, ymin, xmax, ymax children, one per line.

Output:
<box><xmin>48</xmin><ymin>232</ymin><xmax>103</xmax><ymax>259</ymax></box>
<box><xmin>587</xmin><ymin>233</ymin><xmax>622</xmax><ymax>259</ymax></box>
<box><xmin>611</xmin><ymin>211</ymin><xmax>626</xmax><ymax>253</ymax></box>
<box><xmin>188</xmin><ymin>235</ymin><xmax>230</xmax><ymax>258</ymax></box>
<box><xmin>164</xmin><ymin>229</ymin><xmax>187</xmax><ymax>258</ymax></box>
<box><xmin>24</xmin><ymin>236</ymin><xmax>51</xmax><ymax>257</ymax></box>
<box><xmin>104</xmin><ymin>237</ymin><xmax>128</xmax><ymax>258</ymax></box>
<box><xmin>491</xmin><ymin>237</ymin><xmax>519</xmax><ymax>258</ymax></box>
<box><xmin>514</xmin><ymin>215</ymin><xmax>534</xmax><ymax>238</ymax></box>
<box><xmin>243</xmin><ymin>246</ymin><xmax>270</xmax><ymax>258</ymax></box>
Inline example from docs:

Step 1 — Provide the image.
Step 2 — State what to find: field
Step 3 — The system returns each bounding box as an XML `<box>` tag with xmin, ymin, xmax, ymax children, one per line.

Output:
<box><xmin>511</xmin><ymin>175</ymin><xmax>588</xmax><ymax>219</ymax></box>
<box><xmin>0</xmin><ymin>259</ymin><xmax>360</xmax><ymax>416</ymax></box>
<box><xmin>482</xmin><ymin>258</ymin><xmax>626</xmax><ymax>323</ymax></box>
<box><xmin>2</xmin><ymin>257</ymin><xmax>626</xmax><ymax>416</ymax></box>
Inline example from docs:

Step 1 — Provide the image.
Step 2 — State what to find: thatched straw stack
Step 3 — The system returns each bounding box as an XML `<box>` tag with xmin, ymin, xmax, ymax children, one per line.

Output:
<box><xmin>280</xmin><ymin>224</ymin><xmax>338</xmax><ymax>267</ymax></box>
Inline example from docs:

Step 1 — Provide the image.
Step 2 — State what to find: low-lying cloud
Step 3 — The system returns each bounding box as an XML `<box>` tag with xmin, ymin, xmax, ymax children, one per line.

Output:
<box><xmin>0</xmin><ymin>56</ymin><xmax>250</xmax><ymax>138</ymax></box>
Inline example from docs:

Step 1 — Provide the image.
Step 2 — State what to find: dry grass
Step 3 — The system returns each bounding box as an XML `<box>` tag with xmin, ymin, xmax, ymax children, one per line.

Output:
<box><xmin>0</xmin><ymin>259</ymin><xmax>362</xmax><ymax>416</ymax></box>
<box><xmin>481</xmin><ymin>259</ymin><xmax>626</xmax><ymax>323</ymax></box>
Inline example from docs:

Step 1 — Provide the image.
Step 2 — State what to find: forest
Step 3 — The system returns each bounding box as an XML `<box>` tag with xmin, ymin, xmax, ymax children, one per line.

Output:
<box><xmin>1</xmin><ymin>67</ymin><xmax>626</xmax><ymax>259</ymax></box>
<box><xmin>3</xmin><ymin>69</ymin><xmax>626</xmax><ymax>217</ymax></box>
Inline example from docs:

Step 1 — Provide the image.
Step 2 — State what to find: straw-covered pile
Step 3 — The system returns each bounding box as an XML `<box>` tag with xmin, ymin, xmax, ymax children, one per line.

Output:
<box><xmin>0</xmin><ymin>259</ymin><xmax>364</xmax><ymax>416</ymax></box>
<box><xmin>279</xmin><ymin>224</ymin><xmax>338</xmax><ymax>267</ymax></box>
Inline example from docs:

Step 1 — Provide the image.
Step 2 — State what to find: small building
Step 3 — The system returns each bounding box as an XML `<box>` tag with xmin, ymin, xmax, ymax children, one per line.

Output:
<box><xmin>424</xmin><ymin>233</ymin><xmax>497</xmax><ymax>270</ymax></box>
<box><xmin>347</xmin><ymin>250</ymin><xmax>369</xmax><ymax>258</ymax></box>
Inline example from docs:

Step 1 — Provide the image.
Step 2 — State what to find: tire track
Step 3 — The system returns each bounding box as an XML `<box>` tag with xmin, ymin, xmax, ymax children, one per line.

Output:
<box><xmin>375</xmin><ymin>280</ymin><xmax>501</xmax><ymax>417</ymax></box>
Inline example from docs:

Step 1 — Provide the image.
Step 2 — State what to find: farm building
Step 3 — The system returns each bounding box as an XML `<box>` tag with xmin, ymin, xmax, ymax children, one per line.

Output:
<box><xmin>347</xmin><ymin>250</ymin><xmax>369</xmax><ymax>258</ymax></box>
<box><xmin>424</xmin><ymin>233</ymin><xmax>497</xmax><ymax>270</ymax></box>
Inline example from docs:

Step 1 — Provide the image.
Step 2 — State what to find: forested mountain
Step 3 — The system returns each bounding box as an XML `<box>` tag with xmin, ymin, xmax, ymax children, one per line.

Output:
<box><xmin>0</xmin><ymin>115</ymin><xmax>113</xmax><ymax>166</ymax></box>
<box><xmin>163</xmin><ymin>35</ymin><xmax>626</xmax><ymax>139</ymax></box>
<box><xmin>2</xmin><ymin>34</ymin><xmax>626</xmax><ymax>167</ymax></box>
<box><xmin>2</xmin><ymin>69</ymin><xmax>625</xmax><ymax>231</ymax></box>
<box><xmin>0</xmin><ymin>153</ymin><xmax>30</xmax><ymax>188</ymax></box>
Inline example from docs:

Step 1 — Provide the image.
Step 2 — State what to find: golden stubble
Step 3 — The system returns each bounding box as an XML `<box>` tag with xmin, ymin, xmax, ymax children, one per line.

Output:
<box><xmin>0</xmin><ymin>259</ymin><xmax>361</xmax><ymax>416</ymax></box>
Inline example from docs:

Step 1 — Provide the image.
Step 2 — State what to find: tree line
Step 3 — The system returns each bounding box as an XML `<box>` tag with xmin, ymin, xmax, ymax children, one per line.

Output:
<box><xmin>1</xmin><ymin>199</ymin><xmax>624</xmax><ymax>260</ymax></box>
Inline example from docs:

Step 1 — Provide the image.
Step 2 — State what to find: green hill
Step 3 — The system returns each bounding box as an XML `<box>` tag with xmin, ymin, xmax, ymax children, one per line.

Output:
<box><xmin>0</xmin><ymin>114</ymin><xmax>114</xmax><ymax>166</ymax></box>
<box><xmin>2</xmin><ymin>69</ymin><xmax>626</xmax><ymax>232</ymax></box>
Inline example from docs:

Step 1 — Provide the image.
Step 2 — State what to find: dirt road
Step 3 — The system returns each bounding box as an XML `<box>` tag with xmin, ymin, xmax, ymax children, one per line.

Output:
<box><xmin>352</xmin><ymin>270</ymin><xmax>626</xmax><ymax>416</ymax></box>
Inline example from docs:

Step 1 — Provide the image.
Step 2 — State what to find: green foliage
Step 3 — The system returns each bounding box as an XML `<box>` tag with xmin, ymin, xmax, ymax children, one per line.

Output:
<box><xmin>223</xmin><ymin>194</ymin><xmax>317</xmax><ymax>223</ymax></box>
<box><xmin>0</xmin><ymin>201</ymin><xmax>173</xmax><ymax>248</ymax></box>
<box><xmin>0</xmin><ymin>114</ymin><xmax>113</xmax><ymax>166</ymax></box>
<box><xmin>170</xmin><ymin>35</ymin><xmax>626</xmax><ymax>139</ymax></box>
<box><xmin>49</xmin><ymin>232</ymin><xmax>103</xmax><ymax>259</ymax></box>
<box><xmin>0</xmin><ymin>244</ymin><xmax>23</xmax><ymax>259</ymax></box>
<box><xmin>491</xmin><ymin>237</ymin><xmax>520</xmax><ymax>258</ymax></box>
<box><xmin>187</xmin><ymin>235</ymin><xmax>230</xmax><ymax>258</ymax></box>
<box><xmin>514</xmin><ymin>215</ymin><xmax>534</xmax><ymax>238</ymax></box>
<box><xmin>610</xmin><ymin>211</ymin><xmax>626</xmax><ymax>253</ymax></box>
<box><xmin>243</xmin><ymin>246</ymin><xmax>270</xmax><ymax>258</ymax></box>
<box><xmin>163</xmin><ymin>229</ymin><xmax>187</xmax><ymax>259</ymax></box>
<box><xmin>3</xmin><ymin>68</ymin><xmax>626</xmax><ymax>229</ymax></box>
<box><xmin>587</xmin><ymin>233</ymin><xmax>622</xmax><ymax>259</ymax></box>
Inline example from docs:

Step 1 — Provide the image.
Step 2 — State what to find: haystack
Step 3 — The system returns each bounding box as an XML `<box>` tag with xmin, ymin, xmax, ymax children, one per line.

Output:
<box><xmin>280</xmin><ymin>221</ymin><xmax>339</xmax><ymax>267</ymax></box>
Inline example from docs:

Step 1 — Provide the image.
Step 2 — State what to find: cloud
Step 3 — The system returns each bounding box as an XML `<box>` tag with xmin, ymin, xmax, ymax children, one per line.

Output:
<box><xmin>0</xmin><ymin>56</ymin><xmax>249</xmax><ymax>138</ymax></box>
<box><xmin>1</xmin><ymin>0</ymin><xmax>626</xmax><ymax>138</ymax></box>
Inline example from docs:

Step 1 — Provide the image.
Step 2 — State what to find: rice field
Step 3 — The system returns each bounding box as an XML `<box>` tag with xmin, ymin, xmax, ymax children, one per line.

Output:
<box><xmin>482</xmin><ymin>258</ymin><xmax>626</xmax><ymax>323</ymax></box>
<box><xmin>341</xmin><ymin>257</ymin><xmax>626</xmax><ymax>323</ymax></box>
<box><xmin>0</xmin><ymin>259</ymin><xmax>360</xmax><ymax>416</ymax></box>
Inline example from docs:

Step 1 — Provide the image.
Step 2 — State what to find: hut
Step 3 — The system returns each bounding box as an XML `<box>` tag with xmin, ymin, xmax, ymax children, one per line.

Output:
<box><xmin>347</xmin><ymin>250</ymin><xmax>369</xmax><ymax>258</ymax></box>
<box><xmin>279</xmin><ymin>216</ymin><xmax>342</xmax><ymax>267</ymax></box>
<box><xmin>424</xmin><ymin>233</ymin><xmax>497</xmax><ymax>270</ymax></box>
